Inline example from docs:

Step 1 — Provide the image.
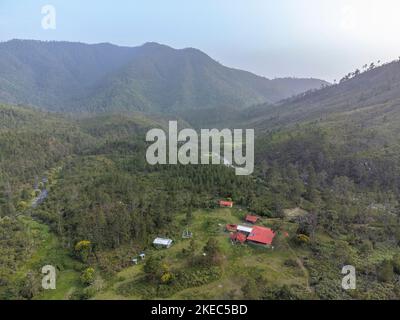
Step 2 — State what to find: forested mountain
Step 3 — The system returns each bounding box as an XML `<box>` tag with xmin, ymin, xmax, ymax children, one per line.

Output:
<box><xmin>247</xmin><ymin>58</ymin><xmax>400</xmax><ymax>212</ymax></box>
<box><xmin>0</xmin><ymin>105</ymin><xmax>90</xmax><ymax>194</ymax></box>
<box><xmin>0</xmin><ymin>40</ymin><xmax>327</xmax><ymax>113</ymax></box>
<box><xmin>0</xmin><ymin>104</ymin><xmax>166</xmax><ymax>216</ymax></box>
<box><xmin>237</xmin><ymin>59</ymin><xmax>400</xmax><ymax>195</ymax></box>
<box><xmin>246</xmin><ymin>58</ymin><xmax>400</xmax><ymax>131</ymax></box>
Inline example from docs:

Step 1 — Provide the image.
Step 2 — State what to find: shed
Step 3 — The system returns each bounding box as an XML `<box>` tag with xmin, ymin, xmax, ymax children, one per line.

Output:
<box><xmin>153</xmin><ymin>237</ymin><xmax>173</xmax><ymax>248</ymax></box>
<box><xmin>226</xmin><ymin>224</ymin><xmax>237</xmax><ymax>232</ymax></box>
<box><xmin>219</xmin><ymin>200</ymin><xmax>233</xmax><ymax>208</ymax></box>
<box><xmin>230</xmin><ymin>232</ymin><xmax>247</xmax><ymax>244</ymax></box>
<box><xmin>245</xmin><ymin>214</ymin><xmax>258</xmax><ymax>224</ymax></box>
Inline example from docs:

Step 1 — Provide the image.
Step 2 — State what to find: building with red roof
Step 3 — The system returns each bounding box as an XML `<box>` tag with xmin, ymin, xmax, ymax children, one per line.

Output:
<box><xmin>246</xmin><ymin>226</ymin><xmax>276</xmax><ymax>246</ymax></box>
<box><xmin>245</xmin><ymin>214</ymin><xmax>258</xmax><ymax>224</ymax></box>
<box><xmin>230</xmin><ymin>232</ymin><xmax>247</xmax><ymax>244</ymax></box>
<box><xmin>226</xmin><ymin>224</ymin><xmax>237</xmax><ymax>232</ymax></box>
<box><xmin>219</xmin><ymin>200</ymin><xmax>233</xmax><ymax>208</ymax></box>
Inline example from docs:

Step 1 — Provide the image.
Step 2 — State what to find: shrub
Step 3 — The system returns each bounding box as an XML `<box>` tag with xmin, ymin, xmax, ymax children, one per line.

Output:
<box><xmin>284</xmin><ymin>258</ymin><xmax>298</xmax><ymax>268</ymax></box>
<box><xmin>294</xmin><ymin>234</ymin><xmax>310</xmax><ymax>246</ymax></box>
<box><xmin>74</xmin><ymin>240</ymin><xmax>92</xmax><ymax>263</ymax></box>
<box><xmin>377</xmin><ymin>260</ymin><xmax>394</xmax><ymax>283</ymax></box>
<box><xmin>392</xmin><ymin>254</ymin><xmax>400</xmax><ymax>274</ymax></box>
<box><xmin>80</xmin><ymin>267</ymin><xmax>95</xmax><ymax>285</ymax></box>
<box><xmin>202</xmin><ymin>238</ymin><xmax>222</xmax><ymax>266</ymax></box>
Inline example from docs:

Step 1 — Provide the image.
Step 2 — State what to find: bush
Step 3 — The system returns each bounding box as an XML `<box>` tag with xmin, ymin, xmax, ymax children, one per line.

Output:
<box><xmin>392</xmin><ymin>254</ymin><xmax>400</xmax><ymax>274</ymax></box>
<box><xmin>359</xmin><ymin>240</ymin><xmax>373</xmax><ymax>255</ymax></box>
<box><xmin>160</xmin><ymin>272</ymin><xmax>173</xmax><ymax>284</ymax></box>
<box><xmin>377</xmin><ymin>260</ymin><xmax>394</xmax><ymax>283</ymax></box>
<box><xmin>202</xmin><ymin>238</ymin><xmax>222</xmax><ymax>266</ymax></box>
<box><xmin>284</xmin><ymin>258</ymin><xmax>298</xmax><ymax>268</ymax></box>
<box><xmin>80</xmin><ymin>267</ymin><xmax>95</xmax><ymax>285</ymax></box>
<box><xmin>241</xmin><ymin>278</ymin><xmax>261</xmax><ymax>300</ymax></box>
<box><xmin>116</xmin><ymin>267</ymin><xmax>221</xmax><ymax>298</ymax></box>
<box><xmin>74</xmin><ymin>240</ymin><xmax>92</xmax><ymax>263</ymax></box>
<box><xmin>294</xmin><ymin>234</ymin><xmax>310</xmax><ymax>246</ymax></box>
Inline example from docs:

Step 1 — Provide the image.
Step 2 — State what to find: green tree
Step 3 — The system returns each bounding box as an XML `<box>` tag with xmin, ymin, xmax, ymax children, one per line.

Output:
<box><xmin>74</xmin><ymin>240</ymin><xmax>92</xmax><ymax>263</ymax></box>
<box><xmin>392</xmin><ymin>254</ymin><xmax>400</xmax><ymax>275</ymax></box>
<box><xmin>144</xmin><ymin>255</ymin><xmax>163</xmax><ymax>282</ymax></box>
<box><xmin>203</xmin><ymin>238</ymin><xmax>222</xmax><ymax>266</ymax></box>
<box><xmin>377</xmin><ymin>260</ymin><xmax>394</xmax><ymax>283</ymax></box>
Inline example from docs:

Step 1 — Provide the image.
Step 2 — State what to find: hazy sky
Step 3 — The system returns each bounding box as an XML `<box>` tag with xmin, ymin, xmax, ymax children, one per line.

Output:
<box><xmin>1</xmin><ymin>0</ymin><xmax>400</xmax><ymax>81</ymax></box>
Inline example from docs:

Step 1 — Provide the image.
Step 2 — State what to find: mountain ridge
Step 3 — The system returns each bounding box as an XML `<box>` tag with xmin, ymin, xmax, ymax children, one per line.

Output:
<box><xmin>243</xmin><ymin>58</ymin><xmax>400</xmax><ymax>132</ymax></box>
<box><xmin>0</xmin><ymin>39</ymin><xmax>328</xmax><ymax>114</ymax></box>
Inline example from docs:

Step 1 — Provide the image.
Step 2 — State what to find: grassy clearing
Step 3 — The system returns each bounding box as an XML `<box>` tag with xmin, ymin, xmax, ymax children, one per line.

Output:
<box><xmin>13</xmin><ymin>216</ymin><xmax>83</xmax><ymax>300</ymax></box>
<box><xmin>94</xmin><ymin>208</ymin><xmax>309</xmax><ymax>299</ymax></box>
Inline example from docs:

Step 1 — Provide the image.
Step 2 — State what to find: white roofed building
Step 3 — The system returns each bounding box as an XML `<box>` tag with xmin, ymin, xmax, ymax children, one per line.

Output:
<box><xmin>153</xmin><ymin>237</ymin><xmax>173</xmax><ymax>248</ymax></box>
<box><xmin>237</xmin><ymin>225</ymin><xmax>253</xmax><ymax>234</ymax></box>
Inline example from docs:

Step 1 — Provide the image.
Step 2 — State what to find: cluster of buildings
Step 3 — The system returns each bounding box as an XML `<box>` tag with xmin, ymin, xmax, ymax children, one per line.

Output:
<box><xmin>219</xmin><ymin>200</ymin><xmax>276</xmax><ymax>247</ymax></box>
<box><xmin>149</xmin><ymin>201</ymin><xmax>275</xmax><ymax>255</ymax></box>
<box><xmin>227</xmin><ymin>214</ymin><xmax>276</xmax><ymax>247</ymax></box>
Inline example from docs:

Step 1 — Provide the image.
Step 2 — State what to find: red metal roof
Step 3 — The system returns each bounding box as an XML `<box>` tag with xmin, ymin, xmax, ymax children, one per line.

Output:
<box><xmin>247</xmin><ymin>226</ymin><xmax>275</xmax><ymax>245</ymax></box>
<box><xmin>219</xmin><ymin>200</ymin><xmax>233</xmax><ymax>207</ymax></box>
<box><xmin>230</xmin><ymin>232</ymin><xmax>247</xmax><ymax>243</ymax></box>
<box><xmin>226</xmin><ymin>224</ymin><xmax>237</xmax><ymax>232</ymax></box>
<box><xmin>236</xmin><ymin>232</ymin><xmax>247</xmax><ymax>243</ymax></box>
<box><xmin>245</xmin><ymin>214</ymin><xmax>258</xmax><ymax>223</ymax></box>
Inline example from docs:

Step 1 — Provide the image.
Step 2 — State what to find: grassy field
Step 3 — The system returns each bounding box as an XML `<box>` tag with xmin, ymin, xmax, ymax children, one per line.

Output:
<box><xmin>17</xmin><ymin>207</ymin><xmax>399</xmax><ymax>300</ymax></box>
<box><xmin>14</xmin><ymin>217</ymin><xmax>84</xmax><ymax>300</ymax></box>
<box><xmin>93</xmin><ymin>208</ymin><xmax>309</xmax><ymax>300</ymax></box>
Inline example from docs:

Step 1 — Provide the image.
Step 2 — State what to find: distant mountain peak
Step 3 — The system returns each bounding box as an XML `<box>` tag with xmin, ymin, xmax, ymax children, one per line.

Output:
<box><xmin>0</xmin><ymin>39</ymin><xmax>328</xmax><ymax>114</ymax></box>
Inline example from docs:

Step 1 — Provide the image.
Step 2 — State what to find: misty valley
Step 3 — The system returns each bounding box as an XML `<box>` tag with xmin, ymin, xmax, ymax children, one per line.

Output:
<box><xmin>1</xmin><ymin>39</ymin><xmax>400</xmax><ymax>301</ymax></box>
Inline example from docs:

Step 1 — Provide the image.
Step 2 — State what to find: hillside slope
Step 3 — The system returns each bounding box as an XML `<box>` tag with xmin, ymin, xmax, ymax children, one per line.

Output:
<box><xmin>0</xmin><ymin>104</ymin><xmax>167</xmax><ymax>217</ymax></box>
<box><xmin>247</xmin><ymin>59</ymin><xmax>400</xmax><ymax>131</ymax></box>
<box><xmin>0</xmin><ymin>40</ymin><xmax>328</xmax><ymax>113</ymax></box>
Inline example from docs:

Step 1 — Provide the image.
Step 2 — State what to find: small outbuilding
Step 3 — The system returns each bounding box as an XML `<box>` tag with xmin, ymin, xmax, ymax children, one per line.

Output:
<box><xmin>153</xmin><ymin>237</ymin><xmax>173</xmax><ymax>248</ymax></box>
<box><xmin>230</xmin><ymin>232</ymin><xmax>247</xmax><ymax>244</ymax></box>
<box><xmin>226</xmin><ymin>224</ymin><xmax>237</xmax><ymax>232</ymax></box>
<box><xmin>245</xmin><ymin>214</ymin><xmax>258</xmax><ymax>224</ymax></box>
<box><xmin>219</xmin><ymin>200</ymin><xmax>233</xmax><ymax>208</ymax></box>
